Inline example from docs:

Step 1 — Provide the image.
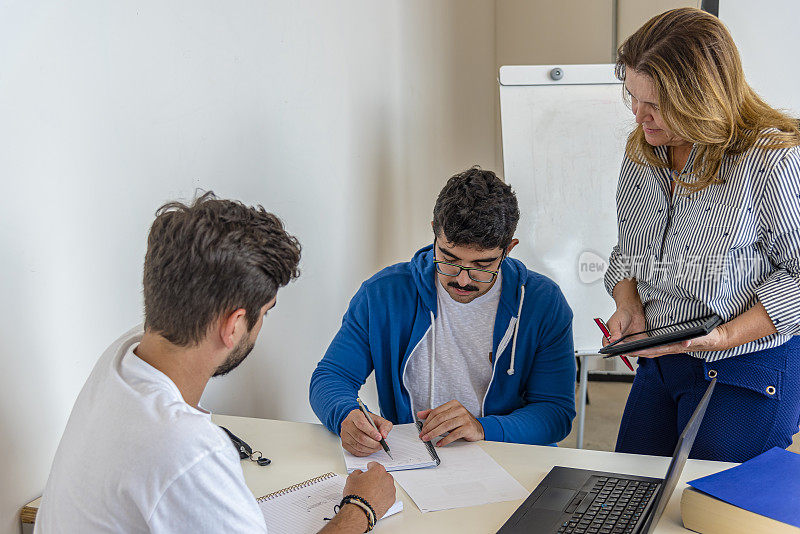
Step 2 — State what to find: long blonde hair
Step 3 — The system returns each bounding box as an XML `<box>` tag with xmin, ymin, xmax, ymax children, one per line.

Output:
<box><xmin>617</xmin><ymin>7</ymin><xmax>800</xmax><ymax>192</ymax></box>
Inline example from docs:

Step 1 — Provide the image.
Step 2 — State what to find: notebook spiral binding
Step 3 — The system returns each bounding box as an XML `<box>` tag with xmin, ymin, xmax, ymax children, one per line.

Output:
<box><xmin>256</xmin><ymin>472</ymin><xmax>337</xmax><ymax>502</ymax></box>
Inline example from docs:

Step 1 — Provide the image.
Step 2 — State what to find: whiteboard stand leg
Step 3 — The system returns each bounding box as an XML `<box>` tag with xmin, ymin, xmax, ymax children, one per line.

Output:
<box><xmin>577</xmin><ymin>355</ymin><xmax>589</xmax><ymax>449</ymax></box>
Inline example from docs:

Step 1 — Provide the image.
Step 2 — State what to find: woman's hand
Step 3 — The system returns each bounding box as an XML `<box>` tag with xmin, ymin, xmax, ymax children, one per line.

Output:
<box><xmin>604</xmin><ymin>305</ymin><xmax>647</xmax><ymax>347</ymax></box>
<box><xmin>606</xmin><ymin>303</ymin><xmax>730</xmax><ymax>358</ymax></box>
<box><xmin>605</xmin><ymin>283</ymin><xmax>774</xmax><ymax>359</ymax></box>
<box><xmin>619</xmin><ymin>325</ymin><xmax>729</xmax><ymax>358</ymax></box>
<box><xmin>606</xmin><ymin>278</ymin><xmax>646</xmax><ymax>346</ymax></box>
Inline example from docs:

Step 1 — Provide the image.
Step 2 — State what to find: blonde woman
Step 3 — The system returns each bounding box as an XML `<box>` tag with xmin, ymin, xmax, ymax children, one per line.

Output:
<box><xmin>603</xmin><ymin>8</ymin><xmax>800</xmax><ymax>463</ymax></box>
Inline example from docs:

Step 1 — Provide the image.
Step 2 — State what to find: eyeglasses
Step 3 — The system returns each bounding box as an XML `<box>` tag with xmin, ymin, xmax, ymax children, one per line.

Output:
<box><xmin>432</xmin><ymin>239</ymin><xmax>504</xmax><ymax>284</ymax></box>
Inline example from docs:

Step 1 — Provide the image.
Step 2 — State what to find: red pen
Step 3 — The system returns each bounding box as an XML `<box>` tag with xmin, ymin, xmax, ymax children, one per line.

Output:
<box><xmin>594</xmin><ymin>317</ymin><xmax>635</xmax><ymax>372</ymax></box>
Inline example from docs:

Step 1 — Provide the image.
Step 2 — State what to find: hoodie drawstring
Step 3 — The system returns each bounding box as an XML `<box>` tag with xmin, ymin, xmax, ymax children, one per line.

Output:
<box><xmin>429</xmin><ymin>311</ymin><xmax>436</xmax><ymax>410</ymax></box>
<box><xmin>507</xmin><ymin>285</ymin><xmax>525</xmax><ymax>376</ymax></box>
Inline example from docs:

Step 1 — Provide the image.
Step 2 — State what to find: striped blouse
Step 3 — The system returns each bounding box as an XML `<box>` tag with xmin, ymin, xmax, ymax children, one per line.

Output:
<box><xmin>604</xmin><ymin>135</ymin><xmax>800</xmax><ymax>361</ymax></box>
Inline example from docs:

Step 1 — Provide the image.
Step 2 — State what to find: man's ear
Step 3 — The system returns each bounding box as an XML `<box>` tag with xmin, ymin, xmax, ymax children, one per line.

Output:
<box><xmin>505</xmin><ymin>238</ymin><xmax>520</xmax><ymax>256</ymax></box>
<box><xmin>219</xmin><ymin>308</ymin><xmax>247</xmax><ymax>349</ymax></box>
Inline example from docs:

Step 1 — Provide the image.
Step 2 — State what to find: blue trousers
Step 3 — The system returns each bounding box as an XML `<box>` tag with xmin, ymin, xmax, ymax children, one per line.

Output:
<box><xmin>615</xmin><ymin>337</ymin><xmax>800</xmax><ymax>463</ymax></box>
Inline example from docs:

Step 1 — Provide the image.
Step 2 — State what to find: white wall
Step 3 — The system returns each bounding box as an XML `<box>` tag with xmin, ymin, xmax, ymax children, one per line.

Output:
<box><xmin>0</xmin><ymin>2</ymin><xmax>496</xmax><ymax>532</ymax></box>
<box><xmin>496</xmin><ymin>0</ymin><xmax>613</xmax><ymax>66</ymax></box>
<box><xmin>719</xmin><ymin>0</ymin><xmax>800</xmax><ymax>117</ymax></box>
<box><xmin>615</xmin><ymin>0</ymin><xmax>699</xmax><ymax>48</ymax></box>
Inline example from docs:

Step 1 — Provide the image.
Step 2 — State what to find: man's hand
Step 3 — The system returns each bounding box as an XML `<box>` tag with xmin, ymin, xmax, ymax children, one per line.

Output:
<box><xmin>417</xmin><ymin>400</ymin><xmax>484</xmax><ymax>447</ymax></box>
<box><xmin>320</xmin><ymin>463</ymin><xmax>396</xmax><ymax>533</ymax></box>
<box><xmin>342</xmin><ymin>462</ymin><xmax>396</xmax><ymax>519</ymax></box>
<box><xmin>340</xmin><ymin>409</ymin><xmax>393</xmax><ymax>457</ymax></box>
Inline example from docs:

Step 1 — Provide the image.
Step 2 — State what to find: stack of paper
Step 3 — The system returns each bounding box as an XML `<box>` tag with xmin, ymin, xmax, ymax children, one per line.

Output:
<box><xmin>391</xmin><ymin>440</ymin><xmax>528</xmax><ymax>512</ymax></box>
<box><xmin>342</xmin><ymin>423</ymin><xmax>438</xmax><ymax>473</ymax></box>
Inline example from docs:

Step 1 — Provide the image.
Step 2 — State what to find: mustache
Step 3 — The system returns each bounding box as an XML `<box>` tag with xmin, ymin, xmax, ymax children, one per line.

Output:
<box><xmin>448</xmin><ymin>281</ymin><xmax>479</xmax><ymax>292</ymax></box>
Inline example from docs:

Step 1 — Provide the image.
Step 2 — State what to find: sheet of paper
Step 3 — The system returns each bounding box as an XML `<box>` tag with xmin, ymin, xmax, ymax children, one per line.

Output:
<box><xmin>259</xmin><ymin>473</ymin><xmax>402</xmax><ymax>534</ymax></box>
<box><xmin>391</xmin><ymin>440</ymin><xmax>528</xmax><ymax>512</ymax></box>
<box><xmin>343</xmin><ymin>423</ymin><xmax>438</xmax><ymax>473</ymax></box>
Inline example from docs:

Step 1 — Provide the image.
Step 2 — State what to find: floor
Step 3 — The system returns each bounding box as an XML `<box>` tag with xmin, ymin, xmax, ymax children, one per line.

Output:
<box><xmin>558</xmin><ymin>381</ymin><xmax>800</xmax><ymax>454</ymax></box>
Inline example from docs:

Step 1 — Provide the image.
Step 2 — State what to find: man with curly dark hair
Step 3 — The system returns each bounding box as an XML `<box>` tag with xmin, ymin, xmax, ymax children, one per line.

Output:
<box><xmin>311</xmin><ymin>168</ymin><xmax>576</xmax><ymax>455</ymax></box>
<box><xmin>37</xmin><ymin>192</ymin><xmax>396</xmax><ymax>534</ymax></box>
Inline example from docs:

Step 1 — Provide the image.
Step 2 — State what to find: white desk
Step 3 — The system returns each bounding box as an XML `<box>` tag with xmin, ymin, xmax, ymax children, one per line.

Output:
<box><xmin>214</xmin><ymin>414</ymin><xmax>735</xmax><ymax>533</ymax></box>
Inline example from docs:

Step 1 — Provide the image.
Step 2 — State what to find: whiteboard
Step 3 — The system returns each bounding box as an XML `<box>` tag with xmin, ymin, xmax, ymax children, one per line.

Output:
<box><xmin>499</xmin><ymin>64</ymin><xmax>634</xmax><ymax>371</ymax></box>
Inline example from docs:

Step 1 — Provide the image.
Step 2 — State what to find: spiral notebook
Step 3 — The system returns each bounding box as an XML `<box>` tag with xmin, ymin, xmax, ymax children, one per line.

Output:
<box><xmin>342</xmin><ymin>422</ymin><xmax>441</xmax><ymax>473</ymax></box>
<box><xmin>257</xmin><ymin>472</ymin><xmax>403</xmax><ymax>534</ymax></box>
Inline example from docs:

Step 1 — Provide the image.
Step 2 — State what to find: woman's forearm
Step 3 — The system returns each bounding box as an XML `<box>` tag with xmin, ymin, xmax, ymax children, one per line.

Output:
<box><xmin>716</xmin><ymin>301</ymin><xmax>778</xmax><ymax>351</ymax></box>
<box><xmin>612</xmin><ymin>278</ymin><xmax>642</xmax><ymax>312</ymax></box>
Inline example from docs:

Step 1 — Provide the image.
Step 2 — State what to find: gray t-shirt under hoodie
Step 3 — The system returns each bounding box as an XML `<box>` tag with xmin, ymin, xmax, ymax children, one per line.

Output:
<box><xmin>404</xmin><ymin>272</ymin><xmax>502</xmax><ymax>417</ymax></box>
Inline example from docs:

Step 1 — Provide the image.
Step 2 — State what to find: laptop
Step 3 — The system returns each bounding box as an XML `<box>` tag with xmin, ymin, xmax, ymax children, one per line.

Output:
<box><xmin>498</xmin><ymin>378</ymin><xmax>717</xmax><ymax>534</ymax></box>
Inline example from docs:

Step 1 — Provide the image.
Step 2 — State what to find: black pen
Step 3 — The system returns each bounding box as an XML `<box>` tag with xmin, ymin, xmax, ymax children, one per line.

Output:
<box><xmin>357</xmin><ymin>398</ymin><xmax>393</xmax><ymax>460</ymax></box>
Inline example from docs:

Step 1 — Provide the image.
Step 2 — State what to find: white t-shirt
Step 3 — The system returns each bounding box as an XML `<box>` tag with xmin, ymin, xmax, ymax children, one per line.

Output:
<box><xmin>404</xmin><ymin>273</ymin><xmax>501</xmax><ymax>417</ymax></box>
<box><xmin>35</xmin><ymin>326</ymin><xmax>267</xmax><ymax>534</ymax></box>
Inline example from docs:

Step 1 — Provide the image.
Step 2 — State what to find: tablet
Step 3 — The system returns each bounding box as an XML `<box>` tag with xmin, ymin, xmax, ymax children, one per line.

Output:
<box><xmin>598</xmin><ymin>315</ymin><xmax>724</xmax><ymax>356</ymax></box>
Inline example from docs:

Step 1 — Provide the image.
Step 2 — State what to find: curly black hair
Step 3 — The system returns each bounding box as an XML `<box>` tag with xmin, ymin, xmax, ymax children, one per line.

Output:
<box><xmin>143</xmin><ymin>191</ymin><xmax>301</xmax><ymax>346</ymax></box>
<box><xmin>432</xmin><ymin>167</ymin><xmax>519</xmax><ymax>250</ymax></box>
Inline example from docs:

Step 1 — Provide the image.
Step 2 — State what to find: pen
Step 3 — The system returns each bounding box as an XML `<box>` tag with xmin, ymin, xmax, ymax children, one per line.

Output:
<box><xmin>356</xmin><ymin>398</ymin><xmax>393</xmax><ymax>460</ymax></box>
<box><xmin>594</xmin><ymin>317</ymin><xmax>635</xmax><ymax>372</ymax></box>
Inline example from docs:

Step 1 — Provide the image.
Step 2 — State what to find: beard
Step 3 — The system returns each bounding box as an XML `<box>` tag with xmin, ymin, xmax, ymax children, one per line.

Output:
<box><xmin>213</xmin><ymin>335</ymin><xmax>256</xmax><ymax>377</ymax></box>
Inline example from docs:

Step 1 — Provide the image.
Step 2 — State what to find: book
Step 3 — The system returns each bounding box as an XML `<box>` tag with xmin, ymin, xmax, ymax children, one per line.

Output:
<box><xmin>681</xmin><ymin>487</ymin><xmax>800</xmax><ymax>534</ymax></box>
<box><xmin>682</xmin><ymin>447</ymin><xmax>800</xmax><ymax>533</ymax></box>
<box><xmin>257</xmin><ymin>472</ymin><xmax>403</xmax><ymax>534</ymax></box>
<box><xmin>342</xmin><ymin>422</ymin><xmax>440</xmax><ymax>473</ymax></box>
<box><xmin>20</xmin><ymin>497</ymin><xmax>41</xmax><ymax>524</ymax></box>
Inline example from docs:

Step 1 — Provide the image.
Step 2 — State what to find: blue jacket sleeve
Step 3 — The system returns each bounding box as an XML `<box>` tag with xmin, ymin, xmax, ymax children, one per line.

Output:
<box><xmin>477</xmin><ymin>286</ymin><xmax>576</xmax><ymax>444</ymax></box>
<box><xmin>309</xmin><ymin>284</ymin><xmax>374</xmax><ymax>435</ymax></box>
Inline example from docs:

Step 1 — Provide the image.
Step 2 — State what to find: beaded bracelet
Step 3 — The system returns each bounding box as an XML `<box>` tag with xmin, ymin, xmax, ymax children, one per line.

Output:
<box><xmin>340</xmin><ymin>494</ymin><xmax>377</xmax><ymax>532</ymax></box>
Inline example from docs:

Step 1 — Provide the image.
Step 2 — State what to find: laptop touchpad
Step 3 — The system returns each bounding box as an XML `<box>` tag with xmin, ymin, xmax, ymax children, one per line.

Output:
<box><xmin>536</xmin><ymin>487</ymin><xmax>576</xmax><ymax>511</ymax></box>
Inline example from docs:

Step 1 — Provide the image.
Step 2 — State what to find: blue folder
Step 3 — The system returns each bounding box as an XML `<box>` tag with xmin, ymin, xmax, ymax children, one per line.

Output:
<box><xmin>687</xmin><ymin>447</ymin><xmax>800</xmax><ymax>528</ymax></box>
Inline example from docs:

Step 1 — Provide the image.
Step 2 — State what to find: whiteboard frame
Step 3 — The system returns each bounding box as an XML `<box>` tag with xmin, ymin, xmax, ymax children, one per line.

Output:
<box><xmin>500</xmin><ymin>64</ymin><xmax>619</xmax><ymax>87</ymax></box>
<box><xmin>499</xmin><ymin>63</ymin><xmax>633</xmax><ymax>377</ymax></box>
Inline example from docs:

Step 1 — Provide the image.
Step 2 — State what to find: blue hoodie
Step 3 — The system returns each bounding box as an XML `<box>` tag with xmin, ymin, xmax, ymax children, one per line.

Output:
<box><xmin>309</xmin><ymin>245</ymin><xmax>576</xmax><ymax>445</ymax></box>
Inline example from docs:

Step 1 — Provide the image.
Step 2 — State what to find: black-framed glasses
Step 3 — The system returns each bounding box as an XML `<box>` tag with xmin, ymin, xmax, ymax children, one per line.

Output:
<box><xmin>432</xmin><ymin>239</ymin><xmax>504</xmax><ymax>284</ymax></box>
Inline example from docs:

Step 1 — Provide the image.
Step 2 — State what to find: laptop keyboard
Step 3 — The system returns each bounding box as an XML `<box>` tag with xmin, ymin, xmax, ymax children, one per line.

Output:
<box><xmin>557</xmin><ymin>477</ymin><xmax>658</xmax><ymax>534</ymax></box>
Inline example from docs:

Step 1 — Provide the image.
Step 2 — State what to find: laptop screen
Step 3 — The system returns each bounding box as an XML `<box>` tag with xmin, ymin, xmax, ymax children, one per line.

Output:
<box><xmin>640</xmin><ymin>377</ymin><xmax>717</xmax><ymax>534</ymax></box>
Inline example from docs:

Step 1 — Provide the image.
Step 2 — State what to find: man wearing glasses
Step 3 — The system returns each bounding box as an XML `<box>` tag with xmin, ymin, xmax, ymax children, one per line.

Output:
<box><xmin>310</xmin><ymin>167</ymin><xmax>576</xmax><ymax>455</ymax></box>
